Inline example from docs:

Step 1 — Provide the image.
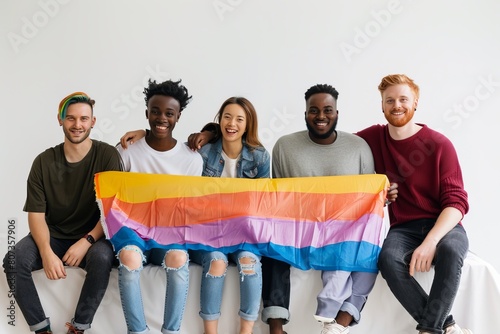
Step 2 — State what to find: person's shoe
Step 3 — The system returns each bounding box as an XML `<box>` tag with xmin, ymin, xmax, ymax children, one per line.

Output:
<box><xmin>65</xmin><ymin>322</ymin><xmax>85</xmax><ymax>334</ymax></box>
<box><xmin>321</xmin><ymin>321</ymin><xmax>349</xmax><ymax>334</ymax></box>
<box><xmin>444</xmin><ymin>324</ymin><xmax>473</xmax><ymax>334</ymax></box>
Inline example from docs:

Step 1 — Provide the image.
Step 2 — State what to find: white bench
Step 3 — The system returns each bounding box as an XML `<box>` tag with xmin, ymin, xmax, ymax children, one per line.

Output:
<box><xmin>1</xmin><ymin>252</ymin><xmax>498</xmax><ymax>333</ymax></box>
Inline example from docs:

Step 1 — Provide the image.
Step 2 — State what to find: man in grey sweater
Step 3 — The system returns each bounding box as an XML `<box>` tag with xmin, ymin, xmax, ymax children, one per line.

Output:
<box><xmin>261</xmin><ymin>84</ymin><xmax>382</xmax><ymax>334</ymax></box>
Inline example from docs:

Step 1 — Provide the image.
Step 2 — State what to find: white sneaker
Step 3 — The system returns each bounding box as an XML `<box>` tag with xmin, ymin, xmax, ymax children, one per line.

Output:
<box><xmin>444</xmin><ymin>324</ymin><xmax>473</xmax><ymax>334</ymax></box>
<box><xmin>321</xmin><ymin>321</ymin><xmax>349</xmax><ymax>334</ymax></box>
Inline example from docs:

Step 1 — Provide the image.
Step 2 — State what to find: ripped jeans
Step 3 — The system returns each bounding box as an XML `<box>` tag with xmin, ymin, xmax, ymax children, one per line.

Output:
<box><xmin>117</xmin><ymin>246</ymin><xmax>189</xmax><ymax>334</ymax></box>
<box><xmin>190</xmin><ymin>250</ymin><xmax>262</xmax><ymax>321</ymax></box>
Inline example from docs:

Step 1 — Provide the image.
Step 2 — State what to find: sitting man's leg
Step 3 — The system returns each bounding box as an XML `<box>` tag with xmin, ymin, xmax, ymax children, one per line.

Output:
<box><xmin>3</xmin><ymin>234</ymin><xmax>71</xmax><ymax>333</ymax></box>
<box><xmin>152</xmin><ymin>248</ymin><xmax>190</xmax><ymax>334</ymax></box>
<box><xmin>421</xmin><ymin>225</ymin><xmax>470</xmax><ymax>334</ymax></box>
<box><xmin>261</xmin><ymin>256</ymin><xmax>291</xmax><ymax>334</ymax></box>
<box><xmin>315</xmin><ymin>270</ymin><xmax>377</xmax><ymax>333</ymax></box>
<box><xmin>117</xmin><ymin>245</ymin><xmax>149</xmax><ymax>333</ymax></box>
<box><xmin>379</xmin><ymin>221</ymin><xmax>472</xmax><ymax>334</ymax></box>
<box><xmin>67</xmin><ymin>238</ymin><xmax>115</xmax><ymax>333</ymax></box>
<box><xmin>315</xmin><ymin>270</ymin><xmax>354</xmax><ymax>333</ymax></box>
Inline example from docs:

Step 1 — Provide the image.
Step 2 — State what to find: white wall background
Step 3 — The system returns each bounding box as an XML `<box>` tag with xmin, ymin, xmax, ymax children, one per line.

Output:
<box><xmin>1</xmin><ymin>0</ymin><xmax>499</xmax><ymax>330</ymax></box>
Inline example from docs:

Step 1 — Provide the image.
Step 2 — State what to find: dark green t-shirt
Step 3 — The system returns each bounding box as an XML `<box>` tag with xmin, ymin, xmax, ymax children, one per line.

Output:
<box><xmin>24</xmin><ymin>140</ymin><xmax>123</xmax><ymax>239</ymax></box>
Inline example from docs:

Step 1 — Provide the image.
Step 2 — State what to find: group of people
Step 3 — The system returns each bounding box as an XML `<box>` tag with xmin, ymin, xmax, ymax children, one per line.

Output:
<box><xmin>3</xmin><ymin>73</ymin><xmax>473</xmax><ymax>334</ymax></box>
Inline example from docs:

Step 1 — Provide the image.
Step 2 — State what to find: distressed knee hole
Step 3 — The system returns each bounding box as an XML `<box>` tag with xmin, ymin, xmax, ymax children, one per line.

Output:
<box><xmin>239</xmin><ymin>256</ymin><xmax>256</xmax><ymax>275</ymax></box>
<box><xmin>208</xmin><ymin>259</ymin><xmax>227</xmax><ymax>277</ymax></box>
<box><xmin>118</xmin><ymin>246</ymin><xmax>144</xmax><ymax>271</ymax></box>
<box><xmin>164</xmin><ymin>249</ymin><xmax>188</xmax><ymax>269</ymax></box>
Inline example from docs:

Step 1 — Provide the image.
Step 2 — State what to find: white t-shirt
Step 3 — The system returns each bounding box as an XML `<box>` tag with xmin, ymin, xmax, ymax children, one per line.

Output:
<box><xmin>220</xmin><ymin>150</ymin><xmax>239</xmax><ymax>178</ymax></box>
<box><xmin>116</xmin><ymin>137</ymin><xmax>203</xmax><ymax>176</ymax></box>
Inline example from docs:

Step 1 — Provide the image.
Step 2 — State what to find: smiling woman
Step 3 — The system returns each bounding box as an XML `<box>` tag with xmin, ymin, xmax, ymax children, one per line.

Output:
<box><xmin>188</xmin><ymin>96</ymin><xmax>270</xmax><ymax>334</ymax></box>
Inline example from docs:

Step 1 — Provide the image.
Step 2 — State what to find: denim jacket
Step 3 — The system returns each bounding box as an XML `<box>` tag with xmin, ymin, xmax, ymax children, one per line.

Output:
<box><xmin>198</xmin><ymin>138</ymin><xmax>270</xmax><ymax>179</ymax></box>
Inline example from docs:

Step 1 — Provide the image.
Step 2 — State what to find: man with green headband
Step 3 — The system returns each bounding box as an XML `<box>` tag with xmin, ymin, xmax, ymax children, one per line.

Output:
<box><xmin>3</xmin><ymin>92</ymin><xmax>123</xmax><ymax>334</ymax></box>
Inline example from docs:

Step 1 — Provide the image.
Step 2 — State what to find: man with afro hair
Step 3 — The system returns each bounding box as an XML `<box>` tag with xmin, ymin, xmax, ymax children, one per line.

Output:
<box><xmin>115</xmin><ymin>79</ymin><xmax>203</xmax><ymax>334</ymax></box>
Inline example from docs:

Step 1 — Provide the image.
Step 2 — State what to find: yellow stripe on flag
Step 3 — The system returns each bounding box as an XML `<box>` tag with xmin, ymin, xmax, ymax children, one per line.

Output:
<box><xmin>95</xmin><ymin>171</ymin><xmax>389</xmax><ymax>204</ymax></box>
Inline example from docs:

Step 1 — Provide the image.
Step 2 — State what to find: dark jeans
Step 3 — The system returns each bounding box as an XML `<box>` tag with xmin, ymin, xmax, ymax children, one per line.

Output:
<box><xmin>261</xmin><ymin>256</ymin><xmax>291</xmax><ymax>324</ymax></box>
<box><xmin>377</xmin><ymin>219</ymin><xmax>469</xmax><ymax>334</ymax></box>
<box><xmin>3</xmin><ymin>234</ymin><xmax>114</xmax><ymax>331</ymax></box>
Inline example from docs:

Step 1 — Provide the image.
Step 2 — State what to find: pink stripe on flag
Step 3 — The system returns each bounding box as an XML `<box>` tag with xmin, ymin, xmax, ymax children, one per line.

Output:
<box><xmin>104</xmin><ymin>209</ymin><xmax>384</xmax><ymax>248</ymax></box>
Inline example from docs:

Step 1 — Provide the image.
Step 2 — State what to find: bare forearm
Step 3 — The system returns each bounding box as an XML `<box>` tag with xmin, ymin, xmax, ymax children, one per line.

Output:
<box><xmin>28</xmin><ymin>212</ymin><xmax>52</xmax><ymax>256</ymax></box>
<box><xmin>424</xmin><ymin>207</ymin><xmax>463</xmax><ymax>246</ymax></box>
<box><xmin>88</xmin><ymin>221</ymin><xmax>105</xmax><ymax>240</ymax></box>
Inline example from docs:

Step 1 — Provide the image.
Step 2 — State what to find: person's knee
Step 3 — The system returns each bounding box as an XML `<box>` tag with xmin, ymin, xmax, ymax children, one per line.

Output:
<box><xmin>2</xmin><ymin>251</ymin><xmax>11</xmax><ymax>268</ymax></box>
<box><xmin>208</xmin><ymin>259</ymin><xmax>227</xmax><ymax>277</ymax></box>
<box><xmin>2</xmin><ymin>251</ymin><xmax>14</xmax><ymax>272</ymax></box>
<box><xmin>88</xmin><ymin>241</ymin><xmax>114</xmax><ymax>266</ymax></box>
<box><xmin>164</xmin><ymin>250</ymin><xmax>188</xmax><ymax>269</ymax></box>
<box><xmin>239</xmin><ymin>256</ymin><xmax>258</xmax><ymax>275</ymax></box>
<box><xmin>118</xmin><ymin>246</ymin><xmax>143</xmax><ymax>271</ymax></box>
<box><xmin>437</xmin><ymin>240</ymin><xmax>466</xmax><ymax>265</ymax></box>
<box><xmin>3</xmin><ymin>248</ymin><xmax>30</xmax><ymax>273</ymax></box>
<box><xmin>377</xmin><ymin>247</ymin><xmax>397</xmax><ymax>275</ymax></box>
<box><xmin>3</xmin><ymin>236</ymin><xmax>42</xmax><ymax>274</ymax></box>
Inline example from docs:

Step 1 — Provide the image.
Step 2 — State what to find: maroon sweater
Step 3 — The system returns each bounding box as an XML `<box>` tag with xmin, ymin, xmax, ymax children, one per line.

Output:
<box><xmin>356</xmin><ymin>124</ymin><xmax>469</xmax><ymax>227</ymax></box>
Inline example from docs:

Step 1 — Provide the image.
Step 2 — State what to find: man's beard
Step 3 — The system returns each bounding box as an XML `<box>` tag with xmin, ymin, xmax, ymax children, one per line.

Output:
<box><xmin>63</xmin><ymin>127</ymin><xmax>91</xmax><ymax>144</ymax></box>
<box><xmin>305</xmin><ymin>118</ymin><xmax>338</xmax><ymax>140</ymax></box>
<box><xmin>385</xmin><ymin>108</ymin><xmax>414</xmax><ymax>127</ymax></box>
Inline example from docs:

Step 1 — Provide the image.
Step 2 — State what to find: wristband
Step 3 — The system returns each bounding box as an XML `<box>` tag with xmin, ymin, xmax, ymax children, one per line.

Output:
<box><xmin>83</xmin><ymin>234</ymin><xmax>96</xmax><ymax>245</ymax></box>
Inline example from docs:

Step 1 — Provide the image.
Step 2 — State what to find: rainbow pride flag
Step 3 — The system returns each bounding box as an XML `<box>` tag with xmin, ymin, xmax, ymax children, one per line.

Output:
<box><xmin>95</xmin><ymin>172</ymin><xmax>388</xmax><ymax>272</ymax></box>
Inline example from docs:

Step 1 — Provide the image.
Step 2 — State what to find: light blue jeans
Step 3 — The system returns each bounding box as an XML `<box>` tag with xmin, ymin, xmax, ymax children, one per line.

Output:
<box><xmin>190</xmin><ymin>250</ymin><xmax>262</xmax><ymax>321</ymax></box>
<box><xmin>118</xmin><ymin>246</ymin><xmax>190</xmax><ymax>334</ymax></box>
